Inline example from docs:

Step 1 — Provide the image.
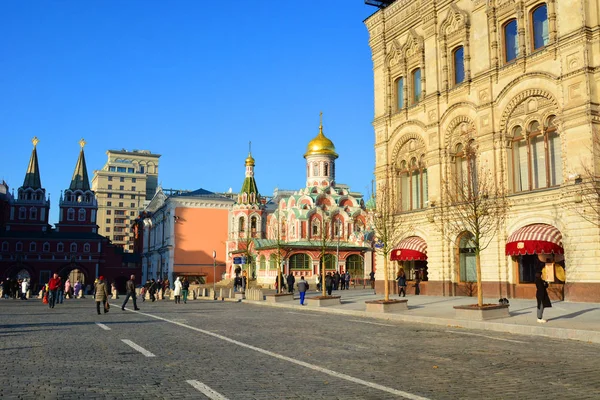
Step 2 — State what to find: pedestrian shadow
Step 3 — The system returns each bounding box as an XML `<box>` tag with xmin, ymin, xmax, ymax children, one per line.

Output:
<box><xmin>548</xmin><ymin>307</ymin><xmax>600</xmax><ymax>321</ymax></box>
<box><xmin>508</xmin><ymin>311</ymin><xmax>531</xmax><ymax>316</ymax></box>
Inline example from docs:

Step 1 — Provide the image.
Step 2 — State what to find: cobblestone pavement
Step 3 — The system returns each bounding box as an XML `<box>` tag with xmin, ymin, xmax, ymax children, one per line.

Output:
<box><xmin>1</xmin><ymin>298</ymin><xmax>599</xmax><ymax>399</ymax></box>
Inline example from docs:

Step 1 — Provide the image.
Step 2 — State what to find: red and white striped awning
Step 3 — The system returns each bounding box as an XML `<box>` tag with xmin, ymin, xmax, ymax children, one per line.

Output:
<box><xmin>505</xmin><ymin>224</ymin><xmax>563</xmax><ymax>256</ymax></box>
<box><xmin>391</xmin><ymin>236</ymin><xmax>427</xmax><ymax>261</ymax></box>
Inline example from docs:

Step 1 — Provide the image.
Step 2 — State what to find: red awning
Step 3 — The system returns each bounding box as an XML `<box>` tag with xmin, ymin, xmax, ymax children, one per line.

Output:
<box><xmin>505</xmin><ymin>224</ymin><xmax>563</xmax><ymax>256</ymax></box>
<box><xmin>391</xmin><ymin>236</ymin><xmax>427</xmax><ymax>261</ymax></box>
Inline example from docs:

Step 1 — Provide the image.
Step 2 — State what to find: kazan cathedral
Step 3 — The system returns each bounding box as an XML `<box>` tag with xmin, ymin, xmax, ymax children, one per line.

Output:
<box><xmin>225</xmin><ymin>118</ymin><xmax>373</xmax><ymax>285</ymax></box>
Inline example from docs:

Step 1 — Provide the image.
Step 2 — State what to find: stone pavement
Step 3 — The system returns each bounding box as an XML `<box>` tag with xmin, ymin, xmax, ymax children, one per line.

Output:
<box><xmin>243</xmin><ymin>289</ymin><xmax>600</xmax><ymax>344</ymax></box>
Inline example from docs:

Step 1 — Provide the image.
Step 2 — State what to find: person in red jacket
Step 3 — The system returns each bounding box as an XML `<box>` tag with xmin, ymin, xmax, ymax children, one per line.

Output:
<box><xmin>47</xmin><ymin>273</ymin><xmax>61</xmax><ymax>309</ymax></box>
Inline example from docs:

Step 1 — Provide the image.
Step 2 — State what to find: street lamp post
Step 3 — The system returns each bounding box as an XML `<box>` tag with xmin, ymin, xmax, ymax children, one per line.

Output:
<box><xmin>212</xmin><ymin>250</ymin><xmax>216</xmax><ymax>300</ymax></box>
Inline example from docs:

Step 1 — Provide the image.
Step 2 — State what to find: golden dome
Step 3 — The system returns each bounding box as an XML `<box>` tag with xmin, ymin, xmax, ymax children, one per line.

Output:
<box><xmin>304</xmin><ymin>125</ymin><xmax>338</xmax><ymax>159</ymax></box>
<box><xmin>245</xmin><ymin>153</ymin><xmax>255</xmax><ymax>166</ymax></box>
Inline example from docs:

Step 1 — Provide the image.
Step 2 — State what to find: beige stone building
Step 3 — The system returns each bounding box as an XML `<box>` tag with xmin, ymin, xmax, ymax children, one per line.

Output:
<box><xmin>92</xmin><ymin>149</ymin><xmax>160</xmax><ymax>252</ymax></box>
<box><xmin>365</xmin><ymin>0</ymin><xmax>600</xmax><ymax>302</ymax></box>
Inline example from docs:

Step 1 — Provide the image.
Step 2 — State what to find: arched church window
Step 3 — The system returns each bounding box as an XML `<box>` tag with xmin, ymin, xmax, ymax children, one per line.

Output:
<box><xmin>29</xmin><ymin>207</ymin><xmax>38</xmax><ymax>221</ymax></box>
<box><xmin>70</xmin><ymin>243</ymin><xmax>77</xmax><ymax>253</ymax></box>
<box><xmin>1</xmin><ymin>242</ymin><xmax>8</xmax><ymax>252</ymax></box>
<box><xmin>313</xmin><ymin>163</ymin><xmax>319</xmax><ymax>176</ymax></box>
<box><xmin>239</xmin><ymin>217</ymin><xmax>246</xmax><ymax>233</ymax></box>
<box><xmin>29</xmin><ymin>242</ymin><xmax>36</xmax><ymax>252</ymax></box>
<box><xmin>78</xmin><ymin>209</ymin><xmax>86</xmax><ymax>221</ymax></box>
<box><xmin>67</xmin><ymin>208</ymin><xmax>75</xmax><ymax>221</ymax></box>
<box><xmin>84</xmin><ymin>243</ymin><xmax>90</xmax><ymax>252</ymax></box>
<box><xmin>19</xmin><ymin>207</ymin><xmax>26</xmax><ymax>220</ymax></box>
<box><xmin>57</xmin><ymin>243</ymin><xmax>64</xmax><ymax>252</ymax></box>
<box><xmin>324</xmin><ymin>163</ymin><xmax>329</xmax><ymax>176</ymax></box>
<box><xmin>43</xmin><ymin>242</ymin><xmax>50</xmax><ymax>252</ymax></box>
<box><xmin>16</xmin><ymin>242</ymin><xmax>23</xmax><ymax>252</ymax></box>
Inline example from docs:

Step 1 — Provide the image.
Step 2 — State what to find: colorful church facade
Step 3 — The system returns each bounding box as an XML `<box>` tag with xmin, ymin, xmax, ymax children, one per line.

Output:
<box><xmin>226</xmin><ymin>118</ymin><xmax>373</xmax><ymax>286</ymax></box>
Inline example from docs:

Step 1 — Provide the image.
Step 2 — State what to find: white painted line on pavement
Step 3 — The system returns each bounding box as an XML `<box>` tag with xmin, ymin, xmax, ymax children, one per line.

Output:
<box><xmin>446</xmin><ymin>330</ymin><xmax>526</xmax><ymax>343</ymax></box>
<box><xmin>350</xmin><ymin>320</ymin><xmax>395</xmax><ymax>327</ymax></box>
<box><xmin>186</xmin><ymin>380</ymin><xmax>229</xmax><ymax>400</ymax></box>
<box><xmin>96</xmin><ymin>323</ymin><xmax>111</xmax><ymax>331</ymax></box>
<box><xmin>136</xmin><ymin>311</ymin><xmax>430</xmax><ymax>400</ymax></box>
<box><xmin>121</xmin><ymin>339</ymin><xmax>156</xmax><ymax>357</ymax></box>
<box><xmin>286</xmin><ymin>312</ymin><xmax>321</xmax><ymax>317</ymax></box>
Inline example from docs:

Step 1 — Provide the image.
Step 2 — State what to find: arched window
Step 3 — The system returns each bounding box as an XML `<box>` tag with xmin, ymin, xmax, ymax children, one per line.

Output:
<box><xmin>67</xmin><ymin>208</ymin><xmax>75</xmax><ymax>221</ymax></box>
<box><xmin>455</xmin><ymin>141</ymin><xmax>477</xmax><ymax>194</ymax></box>
<box><xmin>311</xmin><ymin>219</ymin><xmax>320</xmax><ymax>236</ymax></box>
<box><xmin>289</xmin><ymin>253</ymin><xmax>311</xmax><ymax>270</ymax></box>
<box><xmin>57</xmin><ymin>243</ymin><xmax>64</xmax><ymax>252</ymax></box>
<box><xmin>29</xmin><ymin>207</ymin><xmax>38</xmax><ymax>220</ymax></box>
<box><xmin>323</xmin><ymin>254</ymin><xmax>336</xmax><ymax>270</ymax></box>
<box><xmin>510</xmin><ymin>117</ymin><xmax>561</xmax><ymax>191</ymax></box>
<box><xmin>396</xmin><ymin>77</ymin><xmax>404</xmax><ymax>109</ymax></box>
<box><xmin>250</xmin><ymin>216</ymin><xmax>257</xmax><ymax>233</ymax></box>
<box><xmin>324</xmin><ymin>163</ymin><xmax>329</xmax><ymax>176</ymax></box>
<box><xmin>531</xmin><ymin>4</ymin><xmax>549</xmax><ymax>50</ymax></box>
<box><xmin>459</xmin><ymin>233</ymin><xmax>476</xmax><ymax>282</ymax></box>
<box><xmin>510</xmin><ymin>126</ymin><xmax>529</xmax><ymax>192</ymax></box>
<box><xmin>504</xmin><ymin>19</ymin><xmax>519</xmax><ymax>62</ymax></box>
<box><xmin>239</xmin><ymin>217</ymin><xmax>245</xmax><ymax>233</ymax></box>
<box><xmin>453</xmin><ymin>46</ymin><xmax>465</xmax><ymax>85</ymax></box>
<box><xmin>43</xmin><ymin>242</ymin><xmax>50</xmax><ymax>252</ymax></box>
<box><xmin>412</xmin><ymin>68</ymin><xmax>422</xmax><ymax>103</ymax></box>
<box><xmin>1</xmin><ymin>241</ymin><xmax>8</xmax><ymax>252</ymax></box>
<box><xmin>83</xmin><ymin>243</ymin><xmax>90</xmax><ymax>252</ymax></box>
<box><xmin>70</xmin><ymin>243</ymin><xmax>77</xmax><ymax>253</ymax></box>
<box><xmin>78</xmin><ymin>209</ymin><xmax>86</xmax><ymax>221</ymax></box>
<box><xmin>269</xmin><ymin>254</ymin><xmax>279</xmax><ymax>270</ymax></box>
<box><xmin>398</xmin><ymin>157</ymin><xmax>428</xmax><ymax>211</ymax></box>
<box><xmin>346</xmin><ymin>255</ymin><xmax>364</xmax><ymax>278</ymax></box>
<box><xmin>29</xmin><ymin>242</ymin><xmax>36</xmax><ymax>252</ymax></box>
<box><xmin>258</xmin><ymin>255</ymin><xmax>266</xmax><ymax>270</ymax></box>
<box><xmin>19</xmin><ymin>207</ymin><xmax>26</xmax><ymax>220</ymax></box>
<box><xmin>313</xmin><ymin>163</ymin><xmax>320</xmax><ymax>176</ymax></box>
<box><xmin>16</xmin><ymin>242</ymin><xmax>23</xmax><ymax>252</ymax></box>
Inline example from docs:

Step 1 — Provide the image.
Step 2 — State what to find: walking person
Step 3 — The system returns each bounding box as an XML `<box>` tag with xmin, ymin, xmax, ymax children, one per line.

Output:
<box><xmin>535</xmin><ymin>271</ymin><xmax>552</xmax><ymax>323</ymax></box>
<box><xmin>173</xmin><ymin>277</ymin><xmax>182</xmax><ymax>304</ymax></box>
<box><xmin>94</xmin><ymin>276</ymin><xmax>109</xmax><ymax>315</ymax></box>
<box><xmin>396</xmin><ymin>269</ymin><xmax>407</xmax><ymax>297</ymax></box>
<box><xmin>414</xmin><ymin>269</ymin><xmax>421</xmax><ymax>295</ymax></box>
<box><xmin>181</xmin><ymin>277</ymin><xmax>190</xmax><ymax>304</ymax></box>
<box><xmin>286</xmin><ymin>273</ymin><xmax>295</xmax><ymax>294</ymax></box>
<box><xmin>369</xmin><ymin>270</ymin><xmax>375</xmax><ymax>294</ymax></box>
<box><xmin>64</xmin><ymin>279</ymin><xmax>71</xmax><ymax>300</ymax></box>
<box><xmin>2</xmin><ymin>277</ymin><xmax>10</xmax><ymax>299</ymax></box>
<box><xmin>148</xmin><ymin>279</ymin><xmax>157</xmax><ymax>302</ymax></box>
<box><xmin>74</xmin><ymin>280</ymin><xmax>82</xmax><ymax>298</ymax></box>
<box><xmin>344</xmin><ymin>271</ymin><xmax>351</xmax><ymax>290</ymax></box>
<box><xmin>121</xmin><ymin>274</ymin><xmax>140</xmax><ymax>311</ymax></box>
<box><xmin>20</xmin><ymin>278</ymin><xmax>29</xmax><ymax>300</ymax></box>
<box><xmin>47</xmin><ymin>273</ymin><xmax>61</xmax><ymax>309</ymax></box>
<box><xmin>297</xmin><ymin>276</ymin><xmax>309</xmax><ymax>305</ymax></box>
<box><xmin>57</xmin><ymin>278</ymin><xmax>65</xmax><ymax>304</ymax></box>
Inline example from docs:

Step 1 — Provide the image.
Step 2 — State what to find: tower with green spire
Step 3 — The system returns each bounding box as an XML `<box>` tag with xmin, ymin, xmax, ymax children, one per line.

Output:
<box><xmin>8</xmin><ymin>137</ymin><xmax>51</xmax><ymax>232</ymax></box>
<box><xmin>238</xmin><ymin>143</ymin><xmax>261</xmax><ymax>206</ymax></box>
<box><xmin>56</xmin><ymin>139</ymin><xmax>98</xmax><ymax>233</ymax></box>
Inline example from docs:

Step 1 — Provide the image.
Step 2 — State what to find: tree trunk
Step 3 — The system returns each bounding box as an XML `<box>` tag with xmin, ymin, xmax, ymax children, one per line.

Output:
<box><xmin>384</xmin><ymin>255</ymin><xmax>390</xmax><ymax>301</ymax></box>
<box><xmin>476</xmin><ymin>251</ymin><xmax>483</xmax><ymax>307</ymax></box>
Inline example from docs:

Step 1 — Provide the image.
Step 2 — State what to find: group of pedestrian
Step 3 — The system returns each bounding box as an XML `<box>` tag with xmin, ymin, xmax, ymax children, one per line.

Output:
<box><xmin>2</xmin><ymin>277</ymin><xmax>31</xmax><ymax>300</ymax></box>
<box><xmin>395</xmin><ymin>268</ymin><xmax>422</xmax><ymax>297</ymax></box>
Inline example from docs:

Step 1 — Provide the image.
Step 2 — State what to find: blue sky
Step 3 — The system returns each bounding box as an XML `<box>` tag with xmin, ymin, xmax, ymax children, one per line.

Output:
<box><xmin>0</xmin><ymin>1</ymin><xmax>377</xmax><ymax>224</ymax></box>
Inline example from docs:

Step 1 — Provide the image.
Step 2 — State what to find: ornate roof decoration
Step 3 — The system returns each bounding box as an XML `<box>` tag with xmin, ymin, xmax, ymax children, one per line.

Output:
<box><xmin>69</xmin><ymin>139</ymin><xmax>91</xmax><ymax>191</ymax></box>
<box><xmin>22</xmin><ymin>137</ymin><xmax>42</xmax><ymax>190</ymax></box>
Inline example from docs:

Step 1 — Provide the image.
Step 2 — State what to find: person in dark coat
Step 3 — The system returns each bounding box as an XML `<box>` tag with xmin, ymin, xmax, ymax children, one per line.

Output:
<box><xmin>333</xmin><ymin>271</ymin><xmax>340</xmax><ymax>290</ymax></box>
<box><xmin>325</xmin><ymin>272</ymin><xmax>334</xmax><ymax>296</ymax></box>
<box><xmin>286</xmin><ymin>273</ymin><xmax>295</xmax><ymax>294</ymax></box>
<box><xmin>396</xmin><ymin>269</ymin><xmax>407</xmax><ymax>297</ymax></box>
<box><xmin>535</xmin><ymin>271</ymin><xmax>552</xmax><ymax>323</ymax></box>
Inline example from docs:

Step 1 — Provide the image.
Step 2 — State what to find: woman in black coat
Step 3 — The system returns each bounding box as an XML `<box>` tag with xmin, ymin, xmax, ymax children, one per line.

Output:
<box><xmin>535</xmin><ymin>271</ymin><xmax>552</xmax><ymax>323</ymax></box>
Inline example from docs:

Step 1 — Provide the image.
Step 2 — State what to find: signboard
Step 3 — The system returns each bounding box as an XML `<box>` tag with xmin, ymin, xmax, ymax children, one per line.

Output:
<box><xmin>374</xmin><ymin>241</ymin><xmax>384</xmax><ymax>249</ymax></box>
<box><xmin>233</xmin><ymin>257</ymin><xmax>247</xmax><ymax>264</ymax></box>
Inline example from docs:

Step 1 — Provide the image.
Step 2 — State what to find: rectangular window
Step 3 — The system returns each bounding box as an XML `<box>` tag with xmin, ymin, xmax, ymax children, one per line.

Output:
<box><xmin>131</xmin><ymin>186</ymin><xmax>136</xmax><ymax>191</ymax></box>
<box><xmin>412</xmin><ymin>68</ymin><xmax>422</xmax><ymax>103</ymax></box>
<box><xmin>106</xmin><ymin>227</ymin><xmax>110</xmax><ymax>232</ymax></box>
<box><xmin>119</xmin><ymin>194</ymin><xmax>124</xmax><ymax>199</ymax></box>
<box><xmin>119</xmin><ymin>185</ymin><xmax>124</xmax><ymax>190</ymax></box>
<box><xmin>120</xmin><ymin>177</ymin><xmax>125</xmax><ymax>183</ymax></box>
<box><xmin>106</xmin><ymin>218</ymin><xmax>111</xmax><ymax>223</ymax></box>
<box><xmin>401</xmin><ymin>174</ymin><xmax>410</xmax><ymax>211</ymax></box>
<box><xmin>132</xmin><ymin>178</ymin><xmax>136</xmax><ymax>183</ymax></box>
<box><xmin>119</xmin><ymin>202</ymin><xmax>124</xmax><ymax>207</ymax></box>
<box><xmin>532</xmin><ymin>5</ymin><xmax>549</xmax><ymax>50</ymax></box>
<box><xmin>108</xmin><ymin>176</ymin><xmax>113</xmax><ymax>181</ymax></box>
<box><xmin>117</xmin><ymin>167</ymin><xmax>126</xmax><ymax>173</ymax></box>
<box><xmin>396</xmin><ymin>77</ymin><xmax>404</xmax><ymax>109</ymax></box>
<box><xmin>127</xmin><ymin>168</ymin><xmax>134</xmax><ymax>173</ymax></box>
<box><xmin>107</xmin><ymin>210</ymin><xmax>112</xmax><ymax>215</ymax></box>
<box><xmin>504</xmin><ymin>19</ymin><xmax>519</xmax><ymax>62</ymax></box>
<box><xmin>131</xmin><ymin>195</ymin><xmax>135</xmax><ymax>199</ymax></box>
<box><xmin>107</xmin><ymin>193</ymin><xmax>112</xmax><ymax>198</ymax></box>
<box><xmin>130</xmin><ymin>203</ymin><xmax>135</xmax><ymax>208</ymax></box>
<box><xmin>130</xmin><ymin>211</ymin><xmax>135</xmax><ymax>216</ymax></box>
<box><xmin>531</xmin><ymin>135</ymin><xmax>546</xmax><ymax>189</ymax></box>
<box><xmin>107</xmin><ymin>201</ymin><xmax>112</xmax><ymax>206</ymax></box>
<box><xmin>108</xmin><ymin>185</ymin><xmax>112</xmax><ymax>190</ymax></box>
<box><xmin>454</xmin><ymin>46</ymin><xmax>465</xmax><ymax>85</ymax></box>
<box><xmin>108</xmin><ymin>166</ymin><xmax>116</xmax><ymax>172</ymax></box>
<box><xmin>411</xmin><ymin>171</ymin><xmax>420</xmax><ymax>209</ymax></box>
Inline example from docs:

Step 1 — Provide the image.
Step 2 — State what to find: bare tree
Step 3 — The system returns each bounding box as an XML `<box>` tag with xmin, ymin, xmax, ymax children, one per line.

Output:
<box><xmin>308</xmin><ymin>211</ymin><xmax>340</xmax><ymax>297</ymax></box>
<box><xmin>436</xmin><ymin>143</ymin><xmax>509</xmax><ymax>307</ymax></box>
<box><xmin>573</xmin><ymin>134</ymin><xmax>600</xmax><ymax>226</ymax></box>
<box><xmin>371</xmin><ymin>176</ymin><xmax>411</xmax><ymax>302</ymax></box>
<box><xmin>270</xmin><ymin>220</ymin><xmax>292</xmax><ymax>294</ymax></box>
